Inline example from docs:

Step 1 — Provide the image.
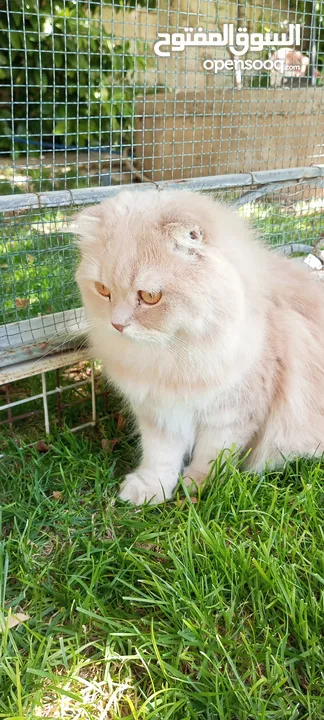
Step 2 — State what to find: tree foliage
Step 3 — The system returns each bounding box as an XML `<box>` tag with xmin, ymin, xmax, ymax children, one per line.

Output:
<box><xmin>0</xmin><ymin>0</ymin><xmax>148</xmax><ymax>153</ymax></box>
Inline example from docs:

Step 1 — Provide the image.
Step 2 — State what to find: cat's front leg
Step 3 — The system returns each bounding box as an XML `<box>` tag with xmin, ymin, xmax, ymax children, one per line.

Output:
<box><xmin>119</xmin><ymin>414</ymin><xmax>190</xmax><ymax>505</ymax></box>
<box><xmin>183</xmin><ymin>423</ymin><xmax>252</xmax><ymax>492</ymax></box>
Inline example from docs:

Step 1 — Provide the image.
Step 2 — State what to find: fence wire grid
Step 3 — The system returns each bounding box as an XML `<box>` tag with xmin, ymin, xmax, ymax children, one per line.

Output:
<box><xmin>0</xmin><ymin>0</ymin><xmax>324</xmax><ymax>439</ymax></box>
<box><xmin>1</xmin><ymin>0</ymin><xmax>324</xmax><ymax>193</ymax></box>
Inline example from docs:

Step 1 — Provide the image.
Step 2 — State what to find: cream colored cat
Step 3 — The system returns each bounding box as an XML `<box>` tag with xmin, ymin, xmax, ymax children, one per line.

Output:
<box><xmin>75</xmin><ymin>189</ymin><xmax>324</xmax><ymax>505</ymax></box>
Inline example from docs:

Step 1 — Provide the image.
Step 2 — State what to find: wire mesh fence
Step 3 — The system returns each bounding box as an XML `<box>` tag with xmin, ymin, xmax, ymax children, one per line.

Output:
<box><xmin>1</xmin><ymin>0</ymin><xmax>323</xmax><ymax>193</ymax></box>
<box><xmin>0</xmin><ymin>0</ymin><xmax>324</xmax><ymax>441</ymax></box>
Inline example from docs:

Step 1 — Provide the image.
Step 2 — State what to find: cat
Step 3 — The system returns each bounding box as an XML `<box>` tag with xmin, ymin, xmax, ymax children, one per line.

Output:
<box><xmin>269</xmin><ymin>48</ymin><xmax>309</xmax><ymax>86</ymax></box>
<box><xmin>74</xmin><ymin>189</ymin><xmax>324</xmax><ymax>505</ymax></box>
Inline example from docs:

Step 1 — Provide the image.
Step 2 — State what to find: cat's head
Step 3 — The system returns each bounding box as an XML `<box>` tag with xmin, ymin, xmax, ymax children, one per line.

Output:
<box><xmin>74</xmin><ymin>190</ymin><xmax>248</xmax><ymax>344</ymax></box>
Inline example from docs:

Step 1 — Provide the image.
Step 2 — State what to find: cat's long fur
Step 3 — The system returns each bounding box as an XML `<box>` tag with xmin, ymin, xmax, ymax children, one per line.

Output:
<box><xmin>75</xmin><ymin>189</ymin><xmax>324</xmax><ymax>504</ymax></box>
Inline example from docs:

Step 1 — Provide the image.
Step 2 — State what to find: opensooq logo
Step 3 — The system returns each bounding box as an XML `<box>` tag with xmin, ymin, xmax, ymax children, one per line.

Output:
<box><xmin>153</xmin><ymin>24</ymin><xmax>301</xmax><ymax>58</ymax></box>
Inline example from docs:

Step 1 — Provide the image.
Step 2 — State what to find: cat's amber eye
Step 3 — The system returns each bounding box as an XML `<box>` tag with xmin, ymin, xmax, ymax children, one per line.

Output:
<box><xmin>139</xmin><ymin>290</ymin><xmax>162</xmax><ymax>305</ymax></box>
<box><xmin>95</xmin><ymin>282</ymin><xmax>111</xmax><ymax>298</ymax></box>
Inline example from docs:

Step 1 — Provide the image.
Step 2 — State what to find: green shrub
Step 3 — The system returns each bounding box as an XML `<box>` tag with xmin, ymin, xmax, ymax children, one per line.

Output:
<box><xmin>0</xmin><ymin>0</ymin><xmax>149</xmax><ymax>154</ymax></box>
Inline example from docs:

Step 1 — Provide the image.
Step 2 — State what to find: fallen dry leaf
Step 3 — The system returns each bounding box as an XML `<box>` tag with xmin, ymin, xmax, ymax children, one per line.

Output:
<box><xmin>52</xmin><ymin>491</ymin><xmax>62</xmax><ymax>500</ymax></box>
<box><xmin>42</xmin><ymin>541</ymin><xmax>54</xmax><ymax>556</ymax></box>
<box><xmin>101</xmin><ymin>438</ymin><xmax>120</xmax><ymax>452</ymax></box>
<box><xmin>176</xmin><ymin>496</ymin><xmax>198</xmax><ymax>508</ymax></box>
<box><xmin>0</xmin><ymin>613</ymin><xmax>30</xmax><ymax>631</ymax></box>
<box><xmin>15</xmin><ymin>297</ymin><xmax>29</xmax><ymax>309</ymax></box>
<box><xmin>117</xmin><ymin>414</ymin><xmax>126</xmax><ymax>432</ymax></box>
<box><xmin>110</xmin><ymin>438</ymin><xmax>120</xmax><ymax>450</ymax></box>
<box><xmin>36</xmin><ymin>440</ymin><xmax>50</xmax><ymax>453</ymax></box>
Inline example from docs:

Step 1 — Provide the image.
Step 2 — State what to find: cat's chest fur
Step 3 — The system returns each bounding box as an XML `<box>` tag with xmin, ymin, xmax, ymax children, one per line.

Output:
<box><xmin>97</xmin><ymin>332</ymin><xmax>259</xmax><ymax>433</ymax></box>
<box><xmin>92</xmin><ymin>327</ymin><xmax>214</xmax><ymax>392</ymax></box>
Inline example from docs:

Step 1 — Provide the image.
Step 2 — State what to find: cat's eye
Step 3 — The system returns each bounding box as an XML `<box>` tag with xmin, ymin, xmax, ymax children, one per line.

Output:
<box><xmin>95</xmin><ymin>282</ymin><xmax>111</xmax><ymax>298</ymax></box>
<box><xmin>139</xmin><ymin>290</ymin><xmax>162</xmax><ymax>305</ymax></box>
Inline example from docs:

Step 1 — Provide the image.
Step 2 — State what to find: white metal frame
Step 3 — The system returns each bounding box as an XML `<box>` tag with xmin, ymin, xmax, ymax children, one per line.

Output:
<box><xmin>0</xmin><ymin>166</ymin><xmax>324</xmax><ymax>213</ymax></box>
<box><xmin>0</xmin><ymin>350</ymin><xmax>97</xmax><ymax>455</ymax></box>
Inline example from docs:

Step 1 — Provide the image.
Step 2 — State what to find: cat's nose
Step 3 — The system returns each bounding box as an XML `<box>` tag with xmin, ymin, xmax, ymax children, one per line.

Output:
<box><xmin>111</xmin><ymin>322</ymin><xmax>128</xmax><ymax>333</ymax></box>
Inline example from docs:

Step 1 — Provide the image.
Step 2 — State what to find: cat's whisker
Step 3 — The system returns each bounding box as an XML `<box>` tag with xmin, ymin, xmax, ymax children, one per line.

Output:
<box><xmin>34</xmin><ymin>321</ymin><xmax>97</xmax><ymax>363</ymax></box>
<box><xmin>159</xmin><ymin>332</ymin><xmax>213</xmax><ymax>376</ymax></box>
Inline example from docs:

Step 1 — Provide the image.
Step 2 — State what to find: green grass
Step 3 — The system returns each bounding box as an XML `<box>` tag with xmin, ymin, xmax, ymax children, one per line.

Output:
<box><xmin>0</xmin><ymin>209</ymin><xmax>78</xmax><ymax>325</ymax></box>
<box><xmin>247</xmin><ymin>202</ymin><xmax>324</xmax><ymax>248</ymax></box>
<box><xmin>1</xmin><ymin>193</ymin><xmax>324</xmax><ymax>717</ymax></box>
<box><xmin>1</xmin><ymin>421</ymin><xmax>324</xmax><ymax>719</ymax></box>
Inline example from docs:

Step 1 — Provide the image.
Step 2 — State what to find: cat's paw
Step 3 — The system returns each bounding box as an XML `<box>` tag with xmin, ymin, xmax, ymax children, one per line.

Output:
<box><xmin>119</xmin><ymin>469</ymin><xmax>173</xmax><ymax>505</ymax></box>
<box><xmin>182</xmin><ymin>465</ymin><xmax>207</xmax><ymax>493</ymax></box>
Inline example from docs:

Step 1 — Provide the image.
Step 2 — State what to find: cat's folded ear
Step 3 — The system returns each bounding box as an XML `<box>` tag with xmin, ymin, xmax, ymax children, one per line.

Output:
<box><xmin>70</xmin><ymin>204</ymin><xmax>102</xmax><ymax>244</ymax></box>
<box><xmin>163</xmin><ymin>222</ymin><xmax>205</xmax><ymax>259</ymax></box>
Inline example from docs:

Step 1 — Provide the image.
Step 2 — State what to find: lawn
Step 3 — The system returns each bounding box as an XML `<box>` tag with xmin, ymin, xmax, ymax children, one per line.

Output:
<box><xmin>1</xmin><ymin>191</ymin><xmax>324</xmax><ymax>718</ymax></box>
<box><xmin>0</xmin><ymin>208</ymin><xmax>78</xmax><ymax>327</ymax></box>
<box><xmin>1</xmin><ymin>420</ymin><xmax>324</xmax><ymax>719</ymax></box>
